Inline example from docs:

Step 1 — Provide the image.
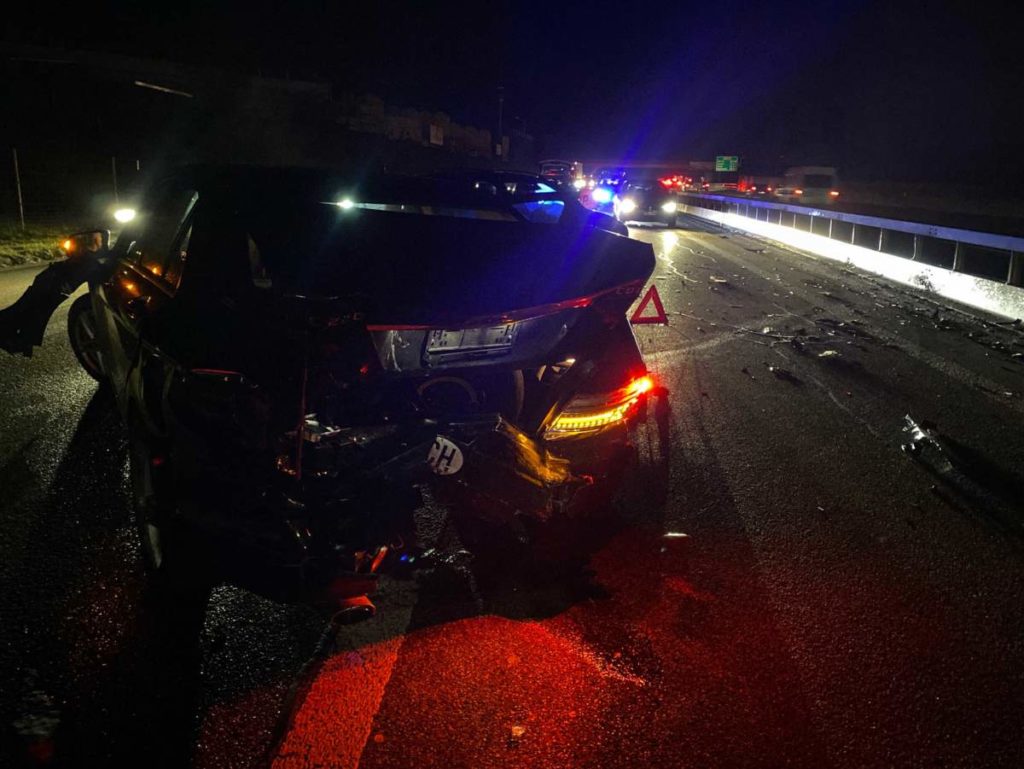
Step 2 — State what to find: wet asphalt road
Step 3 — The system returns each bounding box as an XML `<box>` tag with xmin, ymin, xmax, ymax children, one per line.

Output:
<box><xmin>1</xmin><ymin>216</ymin><xmax>1023</xmax><ymax>768</ymax></box>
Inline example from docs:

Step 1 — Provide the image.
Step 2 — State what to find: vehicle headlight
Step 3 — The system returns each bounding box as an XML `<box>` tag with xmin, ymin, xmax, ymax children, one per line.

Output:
<box><xmin>619</xmin><ymin>198</ymin><xmax>637</xmax><ymax>214</ymax></box>
<box><xmin>113</xmin><ymin>207</ymin><xmax>137</xmax><ymax>223</ymax></box>
<box><xmin>592</xmin><ymin>187</ymin><xmax>613</xmax><ymax>204</ymax></box>
<box><xmin>660</xmin><ymin>201</ymin><xmax>677</xmax><ymax>214</ymax></box>
<box><xmin>573</xmin><ymin>178</ymin><xmax>585</xmax><ymax>190</ymax></box>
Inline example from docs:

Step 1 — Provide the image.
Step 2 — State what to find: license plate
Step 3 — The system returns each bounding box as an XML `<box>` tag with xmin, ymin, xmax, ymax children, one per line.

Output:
<box><xmin>426</xmin><ymin>323</ymin><xmax>516</xmax><ymax>354</ymax></box>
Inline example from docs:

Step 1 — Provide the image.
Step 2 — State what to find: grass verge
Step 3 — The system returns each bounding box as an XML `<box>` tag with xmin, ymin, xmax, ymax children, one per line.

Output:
<box><xmin>0</xmin><ymin>224</ymin><xmax>67</xmax><ymax>269</ymax></box>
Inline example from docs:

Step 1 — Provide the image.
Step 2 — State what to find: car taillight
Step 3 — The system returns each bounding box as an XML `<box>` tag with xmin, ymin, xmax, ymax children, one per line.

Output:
<box><xmin>546</xmin><ymin>375</ymin><xmax>653</xmax><ymax>439</ymax></box>
<box><xmin>829</xmin><ymin>190</ymin><xmax>840</xmax><ymax>197</ymax></box>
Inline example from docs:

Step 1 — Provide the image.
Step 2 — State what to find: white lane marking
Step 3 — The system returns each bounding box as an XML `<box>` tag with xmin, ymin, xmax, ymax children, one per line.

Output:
<box><xmin>645</xmin><ymin>333</ymin><xmax>740</xmax><ymax>362</ymax></box>
<box><xmin>271</xmin><ymin>582</ymin><xmax>417</xmax><ymax>769</ymax></box>
<box><xmin>272</xmin><ymin>489</ymin><xmax>464</xmax><ymax>768</ymax></box>
<box><xmin>656</xmin><ymin>251</ymin><xmax>699</xmax><ymax>282</ymax></box>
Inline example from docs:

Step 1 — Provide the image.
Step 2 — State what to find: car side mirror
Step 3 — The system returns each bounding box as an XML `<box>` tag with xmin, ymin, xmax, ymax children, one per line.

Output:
<box><xmin>62</xmin><ymin>230</ymin><xmax>110</xmax><ymax>257</ymax></box>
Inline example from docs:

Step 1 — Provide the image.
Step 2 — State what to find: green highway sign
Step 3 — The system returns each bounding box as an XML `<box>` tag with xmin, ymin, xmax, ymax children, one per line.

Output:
<box><xmin>715</xmin><ymin>155</ymin><xmax>739</xmax><ymax>172</ymax></box>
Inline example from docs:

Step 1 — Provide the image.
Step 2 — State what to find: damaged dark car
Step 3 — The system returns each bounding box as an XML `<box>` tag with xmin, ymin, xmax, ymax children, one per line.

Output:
<box><xmin>51</xmin><ymin>166</ymin><xmax>656</xmax><ymax>619</ymax></box>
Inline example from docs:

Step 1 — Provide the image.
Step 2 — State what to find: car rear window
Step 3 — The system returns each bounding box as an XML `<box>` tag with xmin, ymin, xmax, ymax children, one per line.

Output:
<box><xmin>804</xmin><ymin>174</ymin><xmax>835</xmax><ymax>187</ymax></box>
<box><xmin>237</xmin><ymin>197</ymin><xmax>567</xmax><ymax>293</ymax></box>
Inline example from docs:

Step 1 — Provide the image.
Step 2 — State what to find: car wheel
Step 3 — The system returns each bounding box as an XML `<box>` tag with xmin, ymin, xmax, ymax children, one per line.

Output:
<box><xmin>68</xmin><ymin>294</ymin><xmax>106</xmax><ymax>383</ymax></box>
<box><xmin>129</xmin><ymin>427</ymin><xmax>213</xmax><ymax>599</ymax></box>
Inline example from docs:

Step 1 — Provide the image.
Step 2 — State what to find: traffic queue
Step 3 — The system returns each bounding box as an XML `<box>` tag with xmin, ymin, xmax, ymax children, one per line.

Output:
<box><xmin>542</xmin><ymin>159</ymin><xmax>842</xmax><ymax>227</ymax></box>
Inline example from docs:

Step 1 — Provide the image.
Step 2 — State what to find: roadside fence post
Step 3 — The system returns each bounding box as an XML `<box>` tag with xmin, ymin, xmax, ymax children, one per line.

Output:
<box><xmin>12</xmin><ymin>147</ymin><xmax>25</xmax><ymax>230</ymax></box>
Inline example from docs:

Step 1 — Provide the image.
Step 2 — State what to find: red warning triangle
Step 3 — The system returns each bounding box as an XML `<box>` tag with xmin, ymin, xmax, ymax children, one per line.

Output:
<box><xmin>630</xmin><ymin>284</ymin><xmax>668</xmax><ymax>325</ymax></box>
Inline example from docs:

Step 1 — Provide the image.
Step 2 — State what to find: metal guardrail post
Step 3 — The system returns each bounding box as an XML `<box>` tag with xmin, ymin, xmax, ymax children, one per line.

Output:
<box><xmin>878</xmin><ymin>228</ymin><xmax>885</xmax><ymax>252</ymax></box>
<box><xmin>1008</xmin><ymin>252</ymin><xmax>1023</xmax><ymax>286</ymax></box>
<box><xmin>828</xmin><ymin>219</ymin><xmax>833</xmax><ymax>239</ymax></box>
<box><xmin>850</xmin><ymin>223</ymin><xmax>856</xmax><ymax>244</ymax></box>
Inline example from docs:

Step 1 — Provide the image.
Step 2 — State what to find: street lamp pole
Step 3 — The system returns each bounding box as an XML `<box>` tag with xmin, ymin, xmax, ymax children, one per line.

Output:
<box><xmin>496</xmin><ymin>86</ymin><xmax>504</xmax><ymax>159</ymax></box>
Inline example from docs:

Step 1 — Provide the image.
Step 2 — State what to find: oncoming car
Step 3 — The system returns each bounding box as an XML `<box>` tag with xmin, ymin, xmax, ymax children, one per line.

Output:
<box><xmin>58</xmin><ymin>165</ymin><xmax>655</xmax><ymax>619</ymax></box>
<box><xmin>613</xmin><ymin>176</ymin><xmax>679</xmax><ymax>227</ymax></box>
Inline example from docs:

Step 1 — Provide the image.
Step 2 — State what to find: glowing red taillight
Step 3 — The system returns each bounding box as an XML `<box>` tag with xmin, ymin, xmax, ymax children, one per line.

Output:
<box><xmin>630</xmin><ymin>375</ymin><xmax>654</xmax><ymax>396</ymax></box>
<box><xmin>546</xmin><ymin>374</ymin><xmax>654</xmax><ymax>438</ymax></box>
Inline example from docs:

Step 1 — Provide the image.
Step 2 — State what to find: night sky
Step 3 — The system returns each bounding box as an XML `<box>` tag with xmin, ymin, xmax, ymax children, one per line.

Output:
<box><xmin>5</xmin><ymin>1</ymin><xmax>1020</xmax><ymax>183</ymax></box>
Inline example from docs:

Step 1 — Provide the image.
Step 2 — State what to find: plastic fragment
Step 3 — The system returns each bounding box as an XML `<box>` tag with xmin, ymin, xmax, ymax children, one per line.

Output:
<box><xmin>767</xmin><ymin>365</ymin><xmax>802</xmax><ymax>384</ymax></box>
<box><xmin>901</xmin><ymin>415</ymin><xmax>945</xmax><ymax>463</ymax></box>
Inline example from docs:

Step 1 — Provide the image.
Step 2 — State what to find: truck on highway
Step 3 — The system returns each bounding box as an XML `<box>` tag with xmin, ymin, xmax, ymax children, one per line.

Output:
<box><xmin>774</xmin><ymin>166</ymin><xmax>841</xmax><ymax>204</ymax></box>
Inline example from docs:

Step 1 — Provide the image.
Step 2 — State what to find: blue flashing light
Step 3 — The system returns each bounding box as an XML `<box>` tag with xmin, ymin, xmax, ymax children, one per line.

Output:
<box><xmin>592</xmin><ymin>187</ymin><xmax>613</xmax><ymax>204</ymax></box>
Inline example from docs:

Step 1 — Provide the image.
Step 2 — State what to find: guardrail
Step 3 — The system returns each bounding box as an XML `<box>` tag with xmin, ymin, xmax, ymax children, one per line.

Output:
<box><xmin>681</xmin><ymin>193</ymin><xmax>1024</xmax><ymax>288</ymax></box>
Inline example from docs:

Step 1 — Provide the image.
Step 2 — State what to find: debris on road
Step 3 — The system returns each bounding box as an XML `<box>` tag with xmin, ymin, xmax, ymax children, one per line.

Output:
<box><xmin>901</xmin><ymin>415</ymin><xmax>945</xmax><ymax>461</ymax></box>
<box><xmin>660</xmin><ymin>532</ymin><xmax>690</xmax><ymax>555</ymax></box>
<box><xmin>818</xmin><ymin>350</ymin><xmax>842</xmax><ymax>359</ymax></box>
<box><xmin>766</xmin><ymin>364</ymin><xmax>803</xmax><ymax>385</ymax></box>
<box><xmin>899</xmin><ymin>415</ymin><xmax>1024</xmax><ymax>534</ymax></box>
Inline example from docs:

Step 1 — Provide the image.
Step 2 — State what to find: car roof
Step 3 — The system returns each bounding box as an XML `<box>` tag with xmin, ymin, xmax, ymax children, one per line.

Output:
<box><xmin>155</xmin><ymin>164</ymin><xmax>563</xmax><ymax>208</ymax></box>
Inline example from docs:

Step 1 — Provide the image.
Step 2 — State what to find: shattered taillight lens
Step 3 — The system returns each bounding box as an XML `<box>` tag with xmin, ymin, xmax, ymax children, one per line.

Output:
<box><xmin>545</xmin><ymin>375</ymin><xmax>653</xmax><ymax>439</ymax></box>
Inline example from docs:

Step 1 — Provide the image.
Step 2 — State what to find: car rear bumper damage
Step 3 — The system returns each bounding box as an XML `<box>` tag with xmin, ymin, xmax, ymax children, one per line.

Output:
<box><xmin>175</xmin><ymin>414</ymin><xmax>623</xmax><ymax>606</ymax></box>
